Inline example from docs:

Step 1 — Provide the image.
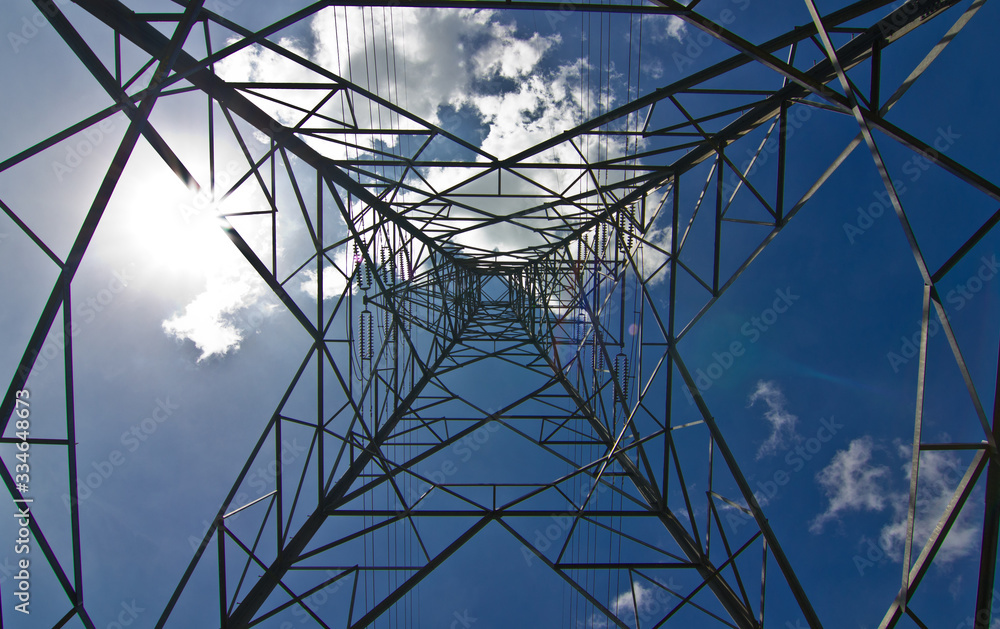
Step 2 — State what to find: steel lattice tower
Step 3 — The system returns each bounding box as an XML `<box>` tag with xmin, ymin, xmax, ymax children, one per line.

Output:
<box><xmin>2</xmin><ymin>0</ymin><xmax>1000</xmax><ymax>627</ymax></box>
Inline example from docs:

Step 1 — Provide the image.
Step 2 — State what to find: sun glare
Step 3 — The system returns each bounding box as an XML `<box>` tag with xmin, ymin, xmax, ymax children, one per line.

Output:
<box><xmin>114</xmin><ymin>161</ymin><xmax>256</xmax><ymax>281</ymax></box>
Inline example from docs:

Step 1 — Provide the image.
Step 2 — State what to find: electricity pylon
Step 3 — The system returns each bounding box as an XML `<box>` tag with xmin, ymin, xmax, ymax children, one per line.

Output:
<box><xmin>2</xmin><ymin>0</ymin><xmax>999</xmax><ymax>627</ymax></box>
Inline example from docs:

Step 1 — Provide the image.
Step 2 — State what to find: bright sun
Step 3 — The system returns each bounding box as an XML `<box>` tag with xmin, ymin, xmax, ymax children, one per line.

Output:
<box><xmin>113</xmin><ymin>157</ymin><xmax>264</xmax><ymax>282</ymax></box>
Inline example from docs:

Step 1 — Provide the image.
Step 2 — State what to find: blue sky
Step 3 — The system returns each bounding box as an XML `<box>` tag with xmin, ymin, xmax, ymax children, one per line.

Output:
<box><xmin>1</xmin><ymin>0</ymin><xmax>999</xmax><ymax>627</ymax></box>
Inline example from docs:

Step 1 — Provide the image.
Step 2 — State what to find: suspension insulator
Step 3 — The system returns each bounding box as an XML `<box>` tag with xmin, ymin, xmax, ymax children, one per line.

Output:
<box><xmin>355</xmin><ymin>242</ymin><xmax>371</xmax><ymax>291</ymax></box>
<box><xmin>381</xmin><ymin>247</ymin><xmax>393</xmax><ymax>285</ymax></box>
<box><xmin>628</xmin><ymin>204</ymin><xmax>635</xmax><ymax>251</ymax></box>
<box><xmin>360</xmin><ymin>310</ymin><xmax>373</xmax><ymax>360</ymax></box>
<box><xmin>614</xmin><ymin>353</ymin><xmax>629</xmax><ymax>405</ymax></box>
<box><xmin>619</xmin><ymin>205</ymin><xmax>635</xmax><ymax>253</ymax></box>
<box><xmin>398</xmin><ymin>251</ymin><xmax>409</xmax><ymax>283</ymax></box>
<box><xmin>618</xmin><ymin>207</ymin><xmax>625</xmax><ymax>252</ymax></box>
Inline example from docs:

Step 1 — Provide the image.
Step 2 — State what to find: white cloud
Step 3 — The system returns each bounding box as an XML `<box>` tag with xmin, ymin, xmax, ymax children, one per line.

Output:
<box><xmin>473</xmin><ymin>29</ymin><xmax>559</xmax><ymax>79</ymax></box>
<box><xmin>612</xmin><ymin>582</ymin><xmax>655</xmax><ymax>619</ymax></box>
<box><xmin>298</xmin><ymin>249</ymin><xmax>352</xmax><ymax>301</ymax></box>
<box><xmin>190</xmin><ymin>7</ymin><xmax>667</xmax><ymax>358</ymax></box>
<box><xmin>665</xmin><ymin>16</ymin><xmax>688</xmax><ymax>43</ymax></box>
<box><xmin>586</xmin><ymin>579</ymin><xmax>679</xmax><ymax>628</ymax></box>
<box><xmin>632</xmin><ymin>224</ymin><xmax>672</xmax><ymax>285</ymax></box>
<box><xmin>642</xmin><ymin>58</ymin><xmax>665</xmax><ymax>80</ymax></box>
<box><xmin>215</xmin><ymin>36</ymin><xmax>326</xmax><ymax>129</ymax></box>
<box><xmin>162</xmin><ymin>267</ymin><xmax>273</xmax><ymax>362</ymax></box>
<box><xmin>214</xmin><ymin>6</ymin><xmax>663</xmax><ymax>263</ymax></box>
<box><xmin>879</xmin><ymin>445</ymin><xmax>979</xmax><ymax>564</ymax></box>
<box><xmin>217</xmin><ymin>8</ymin><xmax>605</xmax><ymax>257</ymax></box>
<box><xmin>394</xmin><ymin>56</ymin><xmax>632</xmax><ymax>256</ymax></box>
<box><xmin>472</xmin><ymin>60</ymin><xmax>589</xmax><ymax>160</ymax></box>
<box><xmin>748</xmin><ymin>380</ymin><xmax>799</xmax><ymax>459</ymax></box>
<box><xmin>810</xmin><ymin>436</ymin><xmax>890</xmax><ymax>533</ymax></box>
<box><xmin>113</xmin><ymin>159</ymin><xmax>280</xmax><ymax>363</ymax></box>
<box><xmin>218</xmin><ymin>8</ymin><xmax>564</xmax><ymax>152</ymax></box>
<box><xmin>643</xmin><ymin>14</ymin><xmax>688</xmax><ymax>45</ymax></box>
<box><xmin>309</xmin><ymin>7</ymin><xmax>495</xmax><ymax>125</ymax></box>
<box><xmin>181</xmin><ymin>8</ymin><xmax>569</xmax><ymax>358</ymax></box>
<box><xmin>810</xmin><ymin>437</ymin><xmax>980</xmax><ymax>565</ymax></box>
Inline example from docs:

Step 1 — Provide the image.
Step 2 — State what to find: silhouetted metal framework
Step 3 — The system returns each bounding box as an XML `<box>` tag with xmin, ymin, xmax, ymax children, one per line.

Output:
<box><xmin>2</xmin><ymin>0</ymin><xmax>999</xmax><ymax>626</ymax></box>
